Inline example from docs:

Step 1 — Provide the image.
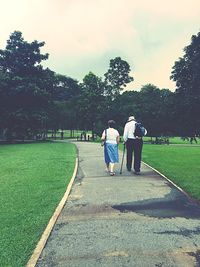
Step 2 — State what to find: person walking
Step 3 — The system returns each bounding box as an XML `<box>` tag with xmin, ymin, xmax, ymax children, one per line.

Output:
<box><xmin>123</xmin><ymin>115</ymin><xmax>146</xmax><ymax>175</ymax></box>
<box><xmin>101</xmin><ymin>120</ymin><xmax>120</xmax><ymax>176</ymax></box>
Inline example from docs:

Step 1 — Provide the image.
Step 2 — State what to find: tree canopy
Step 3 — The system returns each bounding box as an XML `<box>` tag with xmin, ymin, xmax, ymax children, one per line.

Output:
<box><xmin>171</xmin><ymin>31</ymin><xmax>200</xmax><ymax>135</ymax></box>
<box><xmin>0</xmin><ymin>31</ymin><xmax>53</xmax><ymax>139</ymax></box>
<box><xmin>1</xmin><ymin>30</ymin><xmax>199</xmax><ymax>141</ymax></box>
<box><xmin>104</xmin><ymin>57</ymin><xmax>133</xmax><ymax>98</ymax></box>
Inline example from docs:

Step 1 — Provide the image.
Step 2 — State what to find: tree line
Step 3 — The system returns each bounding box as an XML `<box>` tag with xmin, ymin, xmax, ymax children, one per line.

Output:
<box><xmin>0</xmin><ymin>31</ymin><xmax>199</xmax><ymax>141</ymax></box>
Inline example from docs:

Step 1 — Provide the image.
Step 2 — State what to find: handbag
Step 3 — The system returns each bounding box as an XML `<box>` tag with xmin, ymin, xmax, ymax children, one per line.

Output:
<box><xmin>101</xmin><ymin>129</ymin><xmax>107</xmax><ymax>146</ymax></box>
<box><xmin>101</xmin><ymin>141</ymin><xmax>105</xmax><ymax>146</ymax></box>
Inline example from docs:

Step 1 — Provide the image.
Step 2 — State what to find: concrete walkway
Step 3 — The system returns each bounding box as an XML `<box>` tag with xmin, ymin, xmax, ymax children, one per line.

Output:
<box><xmin>37</xmin><ymin>142</ymin><xmax>200</xmax><ymax>267</ymax></box>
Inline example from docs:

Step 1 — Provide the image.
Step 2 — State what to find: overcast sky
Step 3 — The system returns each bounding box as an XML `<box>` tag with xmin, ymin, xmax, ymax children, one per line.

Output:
<box><xmin>1</xmin><ymin>0</ymin><xmax>200</xmax><ymax>91</ymax></box>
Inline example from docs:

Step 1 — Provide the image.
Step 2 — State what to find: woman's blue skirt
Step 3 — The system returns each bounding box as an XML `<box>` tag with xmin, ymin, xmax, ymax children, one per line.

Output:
<box><xmin>104</xmin><ymin>143</ymin><xmax>119</xmax><ymax>164</ymax></box>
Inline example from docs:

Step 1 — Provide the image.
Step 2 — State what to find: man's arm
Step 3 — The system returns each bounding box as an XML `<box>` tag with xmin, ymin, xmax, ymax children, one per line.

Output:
<box><xmin>123</xmin><ymin>124</ymin><xmax>128</xmax><ymax>142</ymax></box>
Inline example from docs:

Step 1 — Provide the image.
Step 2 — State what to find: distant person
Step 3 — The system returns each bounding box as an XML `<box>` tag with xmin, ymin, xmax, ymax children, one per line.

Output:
<box><xmin>123</xmin><ymin>115</ymin><xmax>147</xmax><ymax>175</ymax></box>
<box><xmin>190</xmin><ymin>134</ymin><xmax>197</xmax><ymax>144</ymax></box>
<box><xmin>61</xmin><ymin>131</ymin><xmax>64</xmax><ymax>140</ymax></box>
<box><xmin>101</xmin><ymin>120</ymin><xmax>120</xmax><ymax>176</ymax></box>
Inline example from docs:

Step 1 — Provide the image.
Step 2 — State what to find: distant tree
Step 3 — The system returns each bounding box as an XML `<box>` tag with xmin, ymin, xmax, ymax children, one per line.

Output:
<box><xmin>104</xmin><ymin>57</ymin><xmax>133</xmax><ymax>98</ymax></box>
<box><xmin>47</xmin><ymin>75</ymin><xmax>81</xmax><ymax>136</ymax></box>
<box><xmin>171</xmin><ymin>31</ymin><xmax>200</xmax><ymax>135</ymax></box>
<box><xmin>110</xmin><ymin>90</ymin><xmax>140</xmax><ymax>126</ymax></box>
<box><xmin>47</xmin><ymin>74</ymin><xmax>81</xmax><ymax>136</ymax></box>
<box><xmin>78</xmin><ymin>72</ymin><xmax>105</xmax><ymax>135</ymax></box>
<box><xmin>112</xmin><ymin>84</ymin><xmax>175</xmax><ymax>137</ymax></box>
<box><xmin>52</xmin><ymin>74</ymin><xmax>80</xmax><ymax>101</ymax></box>
<box><xmin>138</xmin><ymin>84</ymin><xmax>176</xmax><ymax>136</ymax></box>
<box><xmin>136</xmin><ymin>84</ymin><xmax>162</xmax><ymax>136</ymax></box>
<box><xmin>0</xmin><ymin>71</ymin><xmax>9</xmax><ymax>120</ymax></box>
<box><xmin>158</xmin><ymin>89</ymin><xmax>176</xmax><ymax>136</ymax></box>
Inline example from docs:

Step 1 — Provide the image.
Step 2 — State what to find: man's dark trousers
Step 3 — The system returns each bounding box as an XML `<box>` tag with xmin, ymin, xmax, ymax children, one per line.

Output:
<box><xmin>126</xmin><ymin>138</ymin><xmax>143</xmax><ymax>172</ymax></box>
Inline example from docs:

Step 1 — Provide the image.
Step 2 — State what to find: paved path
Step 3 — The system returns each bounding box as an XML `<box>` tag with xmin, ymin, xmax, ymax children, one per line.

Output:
<box><xmin>37</xmin><ymin>142</ymin><xmax>200</xmax><ymax>267</ymax></box>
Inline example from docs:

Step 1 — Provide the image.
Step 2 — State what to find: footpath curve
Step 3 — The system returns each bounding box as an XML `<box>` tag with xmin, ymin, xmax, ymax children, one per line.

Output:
<box><xmin>36</xmin><ymin>141</ymin><xmax>200</xmax><ymax>267</ymax></box>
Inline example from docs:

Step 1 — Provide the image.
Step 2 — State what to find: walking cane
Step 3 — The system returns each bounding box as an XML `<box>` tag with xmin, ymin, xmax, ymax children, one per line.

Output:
<box><xmin>120</xmin><ymin>143</ymin><xmax>126</xmax><ymax>174</ymax></box>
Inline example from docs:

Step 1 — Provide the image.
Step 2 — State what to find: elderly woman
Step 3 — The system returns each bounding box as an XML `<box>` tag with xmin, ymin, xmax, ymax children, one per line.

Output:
<box><xmin>101</xmin><ymin>120</ymin><xmax>120</xmax><ymax>176</ymax></box>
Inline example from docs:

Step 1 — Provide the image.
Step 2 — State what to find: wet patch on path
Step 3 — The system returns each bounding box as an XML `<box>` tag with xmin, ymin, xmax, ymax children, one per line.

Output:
<box><xmin>112</xmin><ymin>194</ymin><xmax>200</xmax><ymax>219</ymax></box>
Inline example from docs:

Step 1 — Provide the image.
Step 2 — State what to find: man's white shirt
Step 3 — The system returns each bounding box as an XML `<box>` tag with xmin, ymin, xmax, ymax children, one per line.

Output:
<box><xmin>123</xmin><ymin>120</ymin><xmax>136</xmax><ymax>142</ymax></box>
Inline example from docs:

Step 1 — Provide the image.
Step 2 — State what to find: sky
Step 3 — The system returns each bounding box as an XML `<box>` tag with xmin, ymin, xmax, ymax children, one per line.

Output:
<box><xmin>1</xmin><ymin>0</ymin><xmax>200</xmax><ymax>91</ymax></box>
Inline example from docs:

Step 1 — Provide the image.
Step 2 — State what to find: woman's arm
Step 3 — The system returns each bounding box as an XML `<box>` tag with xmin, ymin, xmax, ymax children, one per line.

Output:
<box><xmin>101</xmin><ymin>130</ymin><xmax>106</xmax><ymax>140</ymax></box>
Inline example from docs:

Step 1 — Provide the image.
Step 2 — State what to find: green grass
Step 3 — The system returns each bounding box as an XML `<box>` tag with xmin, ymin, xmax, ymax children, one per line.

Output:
<box><xmin>144</xmin><ymin>136</ymin><xmax>199</xmax><ymax>145</ymax></box>
<box><xmin>0</xmin><ymin>142</ymin><xmax>76</xmax><ymax>267</ymax></box>
<box><xmin>168</xmin><ymin>136</ymin><xmax>199</xmax><ymax>144</ymax></box>
<box><xmin>47</xmin><ymin>130</ymin><xmax>92</xmax><ymax>139</ymax></box>
<box><xmin>142</xmin><ymin>144</ymin><xmax>200</xmax><ymax>201</ymax></box>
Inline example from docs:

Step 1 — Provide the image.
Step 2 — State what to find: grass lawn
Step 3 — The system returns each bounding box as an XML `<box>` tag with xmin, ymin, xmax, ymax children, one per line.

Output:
<box><xmin>0</xmin><ymin>141</ymin><xmax>76</xmax><ymax>267</ymax></box>
<box><xmin>47</xmin><ymin>129</ymin><xmax>92</xmax><ymax>139</ymax></box>
<box><xmin>144</xmin><ymin>136</ymin><xmax>199</xmax><ymax>145</ymax></box>
<box><xmin>142</xmin><ymin>144</ymin><xmax>200</xmax><ymax>201</ymax></box>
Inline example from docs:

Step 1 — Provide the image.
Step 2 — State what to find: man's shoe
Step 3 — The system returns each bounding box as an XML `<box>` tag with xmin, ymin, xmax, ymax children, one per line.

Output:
<box><xmin>127</xmin><ymin>168</ymin><xmax>131</xmax><ymax>172</ymax></box>
<box><xmin>134</xmin><ymin>171</ymin><xmax>140</xmax><ymax>175</ymax></box>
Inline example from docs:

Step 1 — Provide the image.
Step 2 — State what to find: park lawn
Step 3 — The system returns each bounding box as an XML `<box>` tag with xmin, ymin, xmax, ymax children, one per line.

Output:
<box><xmin>168</xmin><ymin>136</ymin><xmax>199</xmax><ymax>145</ymax></box>
<box><xmin>0</xmin><ymin>142</ymin><xmax>76</xmax><ymax>267</ymax></box>
<box><xmin>143</xmin><ymin>136</ymin><xmax>199</xmax><ymax>145</ymax></box>
<box><xmin>142</xmin><ymin>144</ymin><xmax>200</xmax><ymax>201</ymax></box>
<box><xmin>47</xmin><ymin>129</ymin><xmax>92</xmax><ymax>139</ymax></box>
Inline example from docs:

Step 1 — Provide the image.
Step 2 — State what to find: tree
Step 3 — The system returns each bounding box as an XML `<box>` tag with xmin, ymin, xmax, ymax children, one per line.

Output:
<box><xmin>108</xmin><ymin>90</ymin><xmax>140</xmax><ymax>132</ymax></box>
<box><xmin>135</xmin><ymin>84</ymin><xmax>162</xmax><ymax>136</ymax></box>
<box><xmin>0</xmin><ymin>31</ymin><xmax>52</xmax><ymax>139</ymax></box>
<box><xmin>171</xmin><ymin>31</ymin><xmax>200</xmax><ymax>135</ymax></box>
<box><xmin>78</xmin><ymin>72</ymin><xmax>106</xmax><ymax>135</ymax></box>
<box><xmin>49</xmin><ymin>74</ymin><xmax>81</xmax><ymax>136</ymax></box>
<box><xmin>52</xmin><ymin>74</ymin><xmax>80</xmax><ymax>101</ymax></box>
<box><xmin>113</xmin><ymin>84</ymin><xmax>175</xmax><ymax>137</ymax></box>
<box><xmin>104</xmin><ymin>57</ymin><xmax>133</xmax><ymax>98</ymax></box>
<box><xmin>138</xmin><ymin>84</ymin><xmax>176</xmax><ymax>137</ymax></box>
<box><xmin>0</xmin><ymin>31</ymin><xmax>48</xmax><ymax>76</ymax></box>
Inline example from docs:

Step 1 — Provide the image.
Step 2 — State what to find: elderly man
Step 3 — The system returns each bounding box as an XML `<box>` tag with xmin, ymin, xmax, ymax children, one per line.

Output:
<box><xmin>123</xmin><ymin>115</ymin><xmax>146</xmax><ymax>175</ymax></box>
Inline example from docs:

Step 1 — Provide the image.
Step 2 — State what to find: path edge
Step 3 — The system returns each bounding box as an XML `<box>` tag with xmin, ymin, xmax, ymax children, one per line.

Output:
<box><xmin>26</xmin><ymin>156</ymin><xmax>78</xmax><ymax>267</ymax></box>
<box><xmin>142</xmin><ymin>161</ymin><xmax>200</xmax><ymax>205</ymax></box>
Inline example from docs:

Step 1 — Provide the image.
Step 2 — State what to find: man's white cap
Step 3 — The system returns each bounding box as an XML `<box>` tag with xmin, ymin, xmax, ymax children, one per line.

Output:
<box><xmin>127</xmin><ymin>116</ymin><xmax>135</xmax><ymax>122</ymax></box>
